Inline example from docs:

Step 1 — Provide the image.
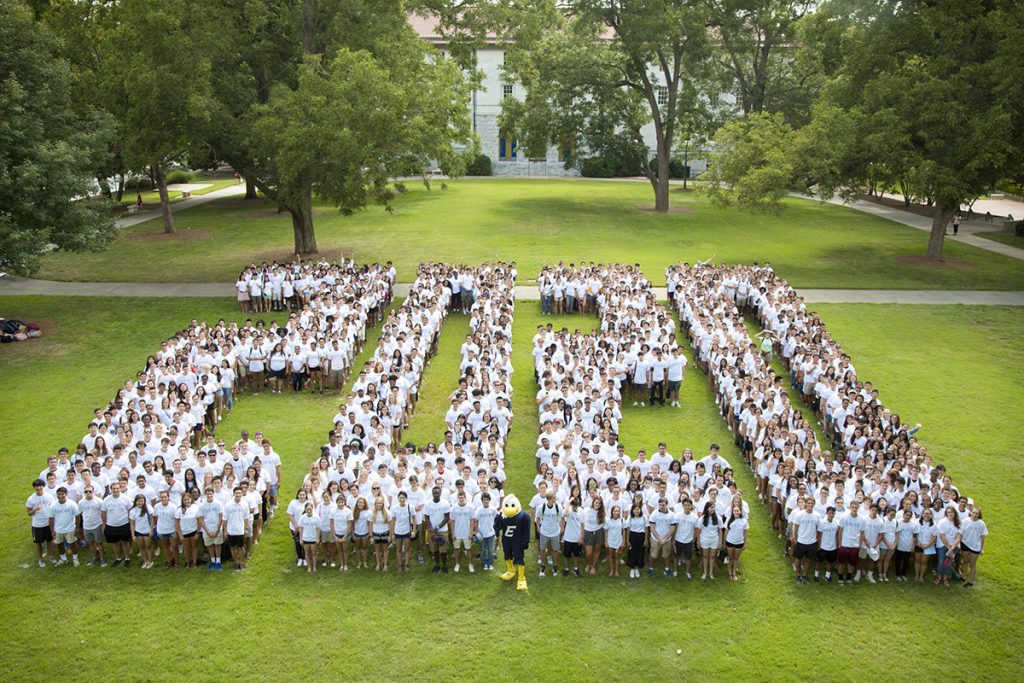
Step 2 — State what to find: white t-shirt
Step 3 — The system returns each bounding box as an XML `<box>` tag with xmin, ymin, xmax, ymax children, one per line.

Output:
<box><xmin>129</xmin><ymin>506</ymin><xmax>152</xmax><ymax>535</ymax></box>
<box><xmin>725</xmin><ymin>517</ymin><xmax>749</xmax><ymax>545</ymax></box>
<box><xmin>223</xmin><ymin>500</ymin><xmax>250</xmax><ymax>536</ymax></box>
<box><xmin>450</xmin><ymin>503</ymin><xmax>475</xmax><ymax>539</ymax></box>
<box><xmin>26</xmin><ymin>492</ymin><xmax>54</xmax><ymax>528</ymax></box>
<box><xmin>838</xmin><ymin>511</ymin><xmax>866</xmax><ymax>548</ymax></box>
<box><xmin>792</xmin><ymin>510</ymin><xmax>820</xmax><ymax>545</ymax></box>
<box><xmin>562</xmin><ymin>508</ymin><xmax>583</xmax><ymax>543</ymax></box>
<box><xmin>79</xmin><ymin>496</ymin><xmax>104</xmax><ymax>530</ymax></box>
<box><xmin>101</xmin><ymin>495</ymin><xmax>131</xmax><ymax>526</ymax></box>
<box><xmin>424</xmin><ymin>499</ymin><xmax>452</xmax><ymax>532</ymax></box>
<box><xmin>818</xmin><ymin>518</ymin><xmax>840</xmax><ymax>551</ymax></box>
<box><xmin>197</xmin><ymin>499</ymin><xmax>224</xmax><ymax>533</ymax></box>
<box><xmin>48</xmin><ymin>500</ymin><xmax>79</xmax><ymax>534</ymax></box>
<box><xmin>673</xmin><ymin>511</ymin><xmax>698</xmax><ymax>543</ymax></box>
<box><xmin>299</xmin><ymin>514</ymin><xmax>320</xmax><ymax>542</ymax></box>
<box><xmin>153</xmin><ymin>502</ymin><xmax>178</xmax><ymax>535</ymax></box>
<box><xmin>604</xmin><ymin>517</ymin><xmax>627</xmax><ymax>549</ymax></box>
<box><xmin>537</xmin><ymin>503</ymin><xmax>562</xmax><ymax>537</ymax></box>
<box><xmin>475</xmin><ymin>505</ymin><xmax>498</xmax><ymax>538</ymax></box>
<box><xmin>176</xmin><ymin>505</ymin><xmax>199</xmax><ymax>535</ymax></box>
<box><xmin>959</xmin><ymin>518</ymin><xmax>988</xmax><ymax>552</ymax></box>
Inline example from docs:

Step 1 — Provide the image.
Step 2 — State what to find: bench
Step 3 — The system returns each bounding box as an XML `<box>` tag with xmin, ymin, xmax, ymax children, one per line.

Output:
<box><xmin>181</xmin><ymin>190</ymin><xmax>192</xmax><ymax>198</ymax></box>
<box><xmin>127</xmin><ymin>205</ymin><xmax>140</xmax><ymax>215</ymax></box>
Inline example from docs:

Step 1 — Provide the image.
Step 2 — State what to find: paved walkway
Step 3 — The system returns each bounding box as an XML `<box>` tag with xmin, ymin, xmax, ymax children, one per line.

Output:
<box><xmin>797</xmin><ymin>194</ymin><xmax>1024</xmax><ymax>262</ymax></box>
<box><xmin>2</xmin><ymin>277</ymin><xmax>1022</xmax><ymax>305</ymax></box>
<box><xmin>116</xmin><ymin>184</ymin><xmax>247</xmax><ymax>229</ymax></box>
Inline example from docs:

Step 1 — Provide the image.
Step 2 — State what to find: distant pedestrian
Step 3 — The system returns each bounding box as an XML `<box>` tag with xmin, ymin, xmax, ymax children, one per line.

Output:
<box><xmin>136</xmin><ymin>193</ymin><xmax>143</xmax><ymax>208</ymax></box>
<box><xmin>952</xmin><ymin>212</ymin><xmax>961</xmax><ymax>236</ymax></box>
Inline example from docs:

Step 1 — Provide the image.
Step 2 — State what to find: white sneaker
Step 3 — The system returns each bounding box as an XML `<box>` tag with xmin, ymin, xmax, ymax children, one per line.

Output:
<box><xmin>854</xmin><ymin>571</ymin><xmax>862</xmax><ymax>583</ymax></box>
<box><xmin>468</xmin><ymin>563</ymin><xmax>475</xmax><ymax>573</ymax></box>
<box><xmin>632</xmin><ymin>402</ymin><xmax>638</xmax><ymax>407</ymax></box>
<box><xmin>56</xmin><ymin>557</ymin><xmax>67</xmax><ymax>566</ymax></box>
<box><xmin>454</xmin><ymin>563</ymin><xmax>461</xmax><ymax>573</ymax></box>
<box><xmin>640</xmin><ymin>402</ymin><xmax>645</xmax><ymax>407</ymax></box>
<box><xmin>38</xmin><ymin>559</ymin><xmax>46</xmax><ymax>568</ymax></box>
<box><xmin>72</xmin><ymin>556</ymin><xmax>80</xmax><ymax>567</ymax></box>
<box><xmin>297</xmin><ymin>559</ymin><xmax>302</xmax><ymax>567</ymax></box>
<box><xmin>866</xmin><ymin>573</ymin><xmax>876</xmax><ymax>584</ymax></box>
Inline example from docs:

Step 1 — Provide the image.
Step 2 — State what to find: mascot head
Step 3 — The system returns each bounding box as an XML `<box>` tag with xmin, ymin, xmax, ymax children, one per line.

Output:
<box><xmin>502</xmin><ymin>494</ymin><xmax>521</xmax><ymax>518</ymax></box>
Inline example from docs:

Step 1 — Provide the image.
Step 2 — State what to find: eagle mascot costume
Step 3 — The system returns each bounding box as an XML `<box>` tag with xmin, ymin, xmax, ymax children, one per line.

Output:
<box><xmin>496</xmin><ymin>494</ymin><xmax>530</xmax><ymax>590</ymax></box>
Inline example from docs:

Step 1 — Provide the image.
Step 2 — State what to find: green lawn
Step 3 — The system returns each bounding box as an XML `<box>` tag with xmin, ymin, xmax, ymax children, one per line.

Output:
<box><xmin>116</xmin><ymin>173</ymin><xmax>239</xmax><ymax>207</ymax></box>
<box><xmin>1</xmin><ymin>295</ymin><xmax>1021</xmax><ymax>681</ymax></box>
<box><xmin>976</xmin><ymin>229</ymin><xmax>1024</xmax><ymax>248</ymax></box>
<box><xmin>36</xmin><ymin>179</ymin><xmax>1024</xmax><ymax>290</ymax></box>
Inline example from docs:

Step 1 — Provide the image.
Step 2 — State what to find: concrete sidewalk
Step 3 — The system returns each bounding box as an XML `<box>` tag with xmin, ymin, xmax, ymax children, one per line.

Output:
<box><xmin>117</xmin><ymin>184</ymin><xmax>247</xmax><ymax>229</ymax></box>
<box><xmin>2</xmin><ymin>277</ymin><xmax>1022</xmax><ymax>305</ymax></box>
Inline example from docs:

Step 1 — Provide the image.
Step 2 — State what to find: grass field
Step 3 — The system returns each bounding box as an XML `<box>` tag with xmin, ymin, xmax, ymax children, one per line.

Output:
<box><xmin>116</xmin><ymin>173</ymin><xmax>239</xmax><ymax>208</ymax></box>
<box><xmin>1</xmin><ymin>294</ymin><xmax>1021</xmax><ymax>681</ymax></box>
<box><xmin>976</xmin><ymin>229</ymin><xmax>1024</xmax><ymax>248</ymax></box>
<box><xmin>35</xmin><ymin>179</ymin><xmax>1024</xmax><ymax>290</ymax></box>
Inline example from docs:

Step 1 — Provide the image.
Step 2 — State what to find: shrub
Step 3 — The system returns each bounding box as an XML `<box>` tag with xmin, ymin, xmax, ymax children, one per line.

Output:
<box><xmin>465</xmin><ymin>153</ymin><xmax>492</xmax><ymax>176</ymax></box>
<box><xmin>166</xmin><ymin>169</ymin><xmax>193</xmax><ymax>184</ymax></box>
<box><xmin>648</xmin><ymin>157</ymin><xmax>689</xmax><ymax>179</ymax></box>
<box><xmin>1014</xmin><ymin>220</ymin><xmax>1024</xmax><ymax>237</ymax></box>
<box><xmin>581</xmin><ymin>154</ymin><xmax>642</xmax><ymax>178</ymax></box>
<box><xmin>581</xmin><ymin>156</ymin><xmax>614</xmax><ymax>178</ymax></box>
<box><xmin>123</xmin><ymin>175</ymin><xmax>152</xmax><ymax>190</ymax></box>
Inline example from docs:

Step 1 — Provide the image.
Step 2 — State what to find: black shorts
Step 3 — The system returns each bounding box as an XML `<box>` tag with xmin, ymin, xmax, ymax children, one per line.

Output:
<box><xmin>32</xmin><ymin>526</ymin><xmax>53</xmax><ymax>544</ymax></box>
<box><xmin>726</xmin><ymin>541</ymin><xmax>745</xmax><ymax>550</ymax></box>
<box><xmin>104</xmin><ymin>524</ymin><xmax>130</xmax><ymax>543</ymax></box>
<box><xmin>268</xmin><ymin>368</ymin><xmax>286</xmax><ymax>379</ymax></box>
<box><xmin>817</xmin><ymin>547</ymin><xmax>838</xmax><ymax>563</ymax></box>
<box><xmin>182</xmin><ymin>530</ymin><xmax>197</xmax><ymax>538</ymax></box>
<box><xmin>562</xmin><ymin>541</ymin><xmax>582</xmax><ymax>558</ymax></box>
<box><xmin>794</xmin><ymin>542</ymin><xmax>818</xmax><ymax>560</ymax></box>
<box><xmin>373</xmin><ymin>533</ymin><xmax>389</xmax><ymax>545</ymax></box>
<box><xmin>674</xmin><ymin>540</ymin><xmax>694</xmax><ymax>560</ymax></box>
<box><xmin>962</xmin><ymin>544</ymin><xmax>980</xmax><ymax>555</ymax></box>
<box><xmin>227</xmin><ymin>534</ymin><xmax>245</xmax><ymax>548</ymax></box>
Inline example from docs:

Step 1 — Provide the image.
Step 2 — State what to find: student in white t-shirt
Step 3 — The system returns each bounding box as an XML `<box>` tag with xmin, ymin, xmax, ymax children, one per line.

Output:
<box><xmin>197</xmin><ymin>487</ymin><xmax>225</xmax><ymax>570</ymax></box>
<box><xmin>724</xmin><ymin>502</ymin><xmax>749</xmax><ymax>581</ymax></box>
<box><xmin>370</xmin><ymin>496</ymin><xmax>391</xmax><ymax>572</ymax></box>
<box><xmin>959</xmin><ymin>507</ymin><xmax>987</xmax><ymax>588</ymax></box>
<box><xmin>450</xmin><ymin>492</ymin><xmax>476</xmax><ymax>574</ymax></box>
<box><xmin>26</xmin><ymin>479</ymin><xmax>56</xmax><ymax>568</ymax></box>
<box><xmin>390</xmin><ymin>491</ymin><xmax>416</xmax><ymax>573</ymax></box>
<box><xmin>604</xmin><ymin>504</ymin><xmax>627</xmax><ymax>578</ymax></box>
<box><xmin>475</xmin><ymin>493</ymin><xmax>498</xmax><ymax>571</ymax></box>
<box><xmin>176</xmin><ymin>491</ymin><xmax>200</xmax><ymax>568</ymax></box>
<box><xmin>298</xmin><ymin>502</ymin><xmax>321</xmax><ymax>573</ymax></box>
<box><xmin>153</xmin><ymin>491</ymin><xmax>180</xmax><ymax>568</ymax></box>
<box><xmin>48</xmin><ymin>487</ymin><xmax>80</xmax><ymax>567</ymax></box>
<box><xmin>330</xmin><ymin>496</ymin><xmax>354</xmax><ymax>572</ymax></box>
<box><xmin>128</xmin><ymin>493</ymin><xmax>154</xmax><ymax>569</ymax></box>
<box><xmin>79</xmin><ymin>485</ymin><xmax>106</xmax><ymax>567</ymax></box>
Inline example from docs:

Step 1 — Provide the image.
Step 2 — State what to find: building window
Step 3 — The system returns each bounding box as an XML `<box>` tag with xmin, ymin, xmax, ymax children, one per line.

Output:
<box><xmin>499</xmin><ymin>131</ymin><xmax>518</xmax><ymax>160</ymax></box>
<box><xmin>502</xmin><ymin>84</ymin><xmax>514</xmax><ymax>99</ymax></box>
<box><xmin>657</xmin><ymin>86</ymin><xmax>669</xmax><ymax>106</ymax></box>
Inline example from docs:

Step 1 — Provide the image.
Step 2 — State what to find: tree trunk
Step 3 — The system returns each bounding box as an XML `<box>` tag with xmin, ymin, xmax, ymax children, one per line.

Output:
<box><xmin>154</xmin><ymin>164</ymin><xmax>175</xmax><ymax>234</ymax></box>
<box><xmin>654</xmin><ymin>152</ymin><xmax>670</xmax><ymax>211</ymax></box>
<box><xmin>115</xmin><ymin>172</ymin><xmax>125</xmax><ymax>203</ymax></box>
<box><xmin>245</xmin><ymin>177</ymin><xmax>258</xmax><ymax>200</ymax></box>
<box><xmin>289</xmin><ymin>187</ymin><xmax>318</xmax><ymax>254</ymax></box>
<box><xmin>926</xmin><ymin>203</ymin><xmax>954</xmax><ymax>260</ymax></box>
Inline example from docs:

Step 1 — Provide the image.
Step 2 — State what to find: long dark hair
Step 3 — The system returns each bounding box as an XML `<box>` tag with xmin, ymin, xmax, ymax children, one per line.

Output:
<box><xmin>702</xmin><ymin>501</ymin><xmax>718</xmax><ymax>527</ymax></box>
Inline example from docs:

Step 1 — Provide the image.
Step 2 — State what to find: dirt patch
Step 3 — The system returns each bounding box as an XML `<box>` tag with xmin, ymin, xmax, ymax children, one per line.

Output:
<box><xmin>636</xmin><ymin>204</ymin><xmax>694</xmax><ymax>214</ymax></box>
<box><xmin>126</xmin><ymin>229</ymin><xmax>211</xmax><ymax>241</ymax></box>
<box><xmin>898</xmin><ymin>255</ymin><xmax>978</xmax><ymax>269</ymax></box>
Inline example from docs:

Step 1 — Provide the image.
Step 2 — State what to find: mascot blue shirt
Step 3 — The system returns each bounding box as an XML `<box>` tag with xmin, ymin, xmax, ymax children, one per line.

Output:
<box><xmin>496</xmin><ymin>494</ymin><xmax>531</xmax><ymax>590</ymax></box>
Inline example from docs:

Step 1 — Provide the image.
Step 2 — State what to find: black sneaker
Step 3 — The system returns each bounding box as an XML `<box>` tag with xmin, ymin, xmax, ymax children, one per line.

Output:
<box><xmin>432</xmin><ymin>565</ymin><xmax>440</xmax><ymax>574</ymax></box>
<box><xmin>573</xmin><ymin>568</ymin><xmax>581</xmax><ymax>577</ymax></box>
<box><xmin>123</xmin><ymin>559</ymin><xmax>131</xmax><ymax>569</ymax></box>
<box><xmin>562</xmin><ymin>568</ymin><xmax>569</xmax><ymax>577</ymax></box>
<box><xmin>112</xmin><ymin>559</ymin><xmax>123</xmax><ymax>567</ymax></box>
<box><xmin>441</xmin><ymin>566</ymin><xmax>448</xmax><ymax>574</ymax></box>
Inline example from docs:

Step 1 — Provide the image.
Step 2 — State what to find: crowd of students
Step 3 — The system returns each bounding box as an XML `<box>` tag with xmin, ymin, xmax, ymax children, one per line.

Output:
<box><xmin>26</xmin><ymin>259</ymin><xmax>389</xmax><ymax>570</ymax></box>
<box><xmin>287</xmin><ymin>262</ymin><xmax>518</xmax><ymax>574</ymax></box>
<box><xmin>667</xmin><ymin>262</ymin><xmax>988</xmax><ymax>587</ymax></box>
<box><xmin>529</xmin><ymin>264</ymin><xmax>747</xmax><ymax>580</ymax></box>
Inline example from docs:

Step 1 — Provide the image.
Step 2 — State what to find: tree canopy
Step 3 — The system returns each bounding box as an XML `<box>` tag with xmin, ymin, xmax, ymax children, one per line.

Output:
<box><xmin>0</xmin><ymin>0</ymin><xmax>115</xmax><ymax>275</ymax></box>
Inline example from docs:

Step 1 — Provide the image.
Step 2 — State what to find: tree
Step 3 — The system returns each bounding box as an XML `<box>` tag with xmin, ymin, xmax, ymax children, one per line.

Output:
<box><xmin>803</xmin><ymin>0</ymin><xmax>1024</xmax><ymax>260</ymax></box>
<box><xmin>501</xmin><ymin>0</ymin><xmax>715</xmax><ymax>211</ymax></box>
<box><xmin>709</xmin><ymin>1</ymin><xmax>812</xmax><ymax>119</ymax></box>
<box><xmin>252</xmin><ymin>48</ymin><xmax>471</xmax><ymax>254</ymax></box>
<box><xmin>704</xmin><ymin>112</ymin><xmax>796</xmax><ymax>211</ymax></box>
<box><xmin>0</xmin><ymin>0</ymin><xmax>115</xmax><ymax>275</ymax></box>
<box><xmin>199</xmin><ymin>0</ymin><xmax>472</xmax><ymax>255</ymax></box>
<box><xmin>104</xmin><ymin>0</ymin><xmax>213</xmax><ymax>233</ymax></box>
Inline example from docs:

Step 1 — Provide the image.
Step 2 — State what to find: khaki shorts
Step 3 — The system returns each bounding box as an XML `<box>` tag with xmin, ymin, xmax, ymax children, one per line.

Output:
<box><xmin>453</xmin><ymin>537</ymin><xmax>472</xmax><ymax>550</ymax></box>
<box><xmin>202</xmin><ymin>531</ymin><xmax>224</xmax><ymax>546</ymax></box>
<box><xmin>54</xmin><ymin>531</ymin><xmax>77</xmax><ymax>545</ymax></box>
<box><xmin>650</xmin><ymin>540</ymin><xmax>672</xmax><ymax>559</ymax></box>
<box><xmin>83</xmin><ymin>527</ymin><xmax>104</xmax><ymax>544</ymax></box>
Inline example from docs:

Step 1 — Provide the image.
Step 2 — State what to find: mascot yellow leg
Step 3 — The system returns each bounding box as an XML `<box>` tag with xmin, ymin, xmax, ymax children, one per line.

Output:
<box><xmin>516</xmin><ymin>564</ymin><xmax>528</xmax><ymax>591</ymax></box>
<box><xmin>499</xmin><ymin>559</ymin><xmax>515</xmax><ymax>581</ymax></box>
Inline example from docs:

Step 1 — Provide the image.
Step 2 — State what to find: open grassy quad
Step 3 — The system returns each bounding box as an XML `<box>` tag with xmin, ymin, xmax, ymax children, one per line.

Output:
<box><xmin>35</xmin><ymin>179</ymin><xmax>1024</xmax><ymax>290</ymax></box>
<box><xmin>0</xmin><ymin>294</ymin><xmax>1021</xmax><ymax>681</ymax></box>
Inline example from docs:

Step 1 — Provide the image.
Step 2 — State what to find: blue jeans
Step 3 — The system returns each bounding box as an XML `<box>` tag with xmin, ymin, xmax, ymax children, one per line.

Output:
<box><xmin>936</xmin><ymin>546</ymin><xmax>958</xmax><ymax>579</ymax></box>
<box><xmin>541</xmin><ymin>295</ymin><xmax>552</xmax><ymax>315</ymax></box>
<box><xmin>221</xmin><ymin>387</ymin><xmax>233</xmax><ymax>410</ymax></box>
<box><xmin>480</xmin><ymin>535</ymin><xmax>495</xmax><ymax>566</ymax></box>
